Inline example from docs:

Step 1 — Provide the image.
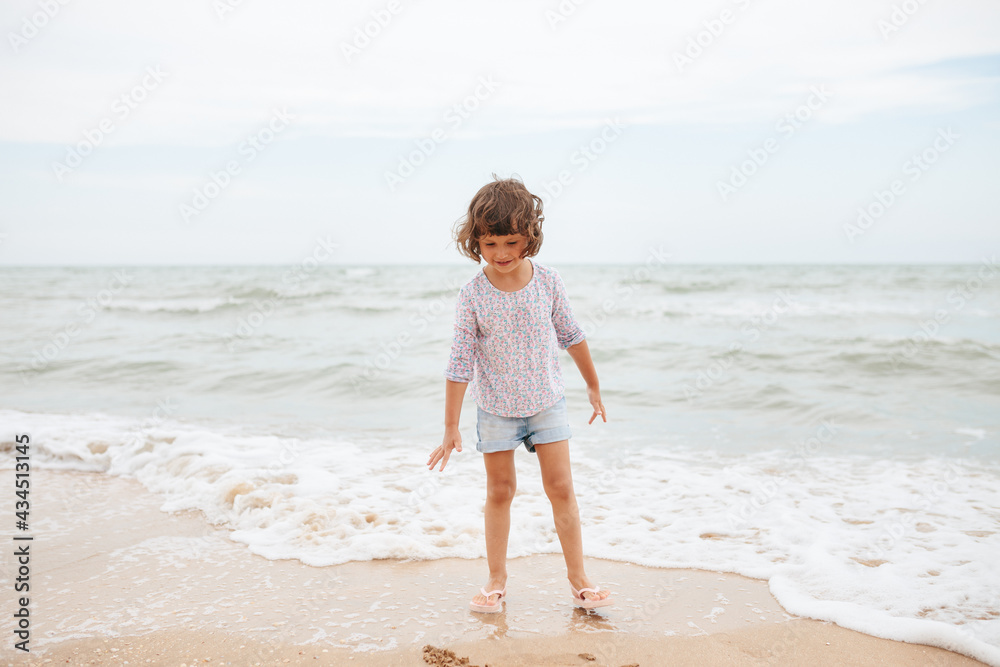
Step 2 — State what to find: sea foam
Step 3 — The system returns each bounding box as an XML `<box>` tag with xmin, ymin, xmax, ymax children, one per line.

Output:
<box><xmin>4</xmin><ymin>408</ymin><xmax>998</xmax><ymax>664</ymax></box>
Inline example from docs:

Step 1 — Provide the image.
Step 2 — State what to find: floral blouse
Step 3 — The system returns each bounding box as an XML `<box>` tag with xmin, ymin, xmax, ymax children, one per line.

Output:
<box><xmin>445</xmin><ymin>261</ymin><xmax>586</xmax><ymax>417</ymax></box>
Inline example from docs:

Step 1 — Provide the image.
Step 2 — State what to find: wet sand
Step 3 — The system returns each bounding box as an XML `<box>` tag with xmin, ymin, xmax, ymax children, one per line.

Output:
<box><xmin>1</xmin><ymin>469</ymin><xmax>986</xmax><ymax>666</ymax></box>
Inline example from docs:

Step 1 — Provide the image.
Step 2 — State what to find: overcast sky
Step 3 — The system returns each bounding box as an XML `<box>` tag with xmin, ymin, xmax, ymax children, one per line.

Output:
<box><xmin>0</xmin><ymin>0</ymin><xmax>997</xmax><ymax>265</ymax></box>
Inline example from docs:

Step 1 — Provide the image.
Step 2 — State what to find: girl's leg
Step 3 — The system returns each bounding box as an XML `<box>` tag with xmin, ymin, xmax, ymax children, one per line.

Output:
<box><xmin>472</xmin><ymin>449</ymin><xmax>517</xmax><ymax>607</ymax></box>
<box><xmin>534</xmin><ymin>440</ymin><xmax>611</xmax><ymax>602</ymax></box>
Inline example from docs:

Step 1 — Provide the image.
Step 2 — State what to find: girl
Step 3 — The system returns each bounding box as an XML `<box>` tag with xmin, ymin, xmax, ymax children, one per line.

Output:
<box><xmin>426</xmin><ymin>176</ymin><xmax>614</xmax><ymax>613</ymax></box>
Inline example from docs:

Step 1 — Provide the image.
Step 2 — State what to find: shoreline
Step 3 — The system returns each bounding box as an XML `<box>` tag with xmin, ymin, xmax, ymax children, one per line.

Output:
<box><xmin>5</xmin><ymin>468</ymin><xmax>988</xmax><ymax>666</ymax></box>
<box><xmin>24</xmin><ymin>621</ymin><xmax>988</xmax><ymax>666</ymax></box>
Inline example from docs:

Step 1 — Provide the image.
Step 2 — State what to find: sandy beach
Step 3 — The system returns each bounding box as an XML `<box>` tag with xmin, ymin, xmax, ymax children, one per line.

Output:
<box><xmin>0</xmin><ymin>468</ymin><xmax>985</xmax><ymax>666</ymax></box>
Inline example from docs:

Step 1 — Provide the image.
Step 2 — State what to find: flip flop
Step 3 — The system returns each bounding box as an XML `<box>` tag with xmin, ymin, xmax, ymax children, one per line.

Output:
<box><xmin>469</xmin><ymin>587</ymin><xmax>506</xmax><ymax>613</ymax></box>
<box><xmin>570</xmin><ymin>585</ymin><xmax>614</xmax><ymax>610</ymax></box>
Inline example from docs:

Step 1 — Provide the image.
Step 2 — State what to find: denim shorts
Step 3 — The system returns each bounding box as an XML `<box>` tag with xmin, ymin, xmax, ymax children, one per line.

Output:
<box><xmin>476</xmin><ymin>397</ymin><xmax>573</xmax><ymax>454</ymax></box>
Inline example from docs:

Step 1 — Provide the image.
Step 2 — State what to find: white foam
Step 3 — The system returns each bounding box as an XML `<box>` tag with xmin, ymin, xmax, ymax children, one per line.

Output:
<box><xmin>4</xmin><ymin>408</ymin><xmax>999</xmax><ymax>665</ymax></box>
<box><xmin>109</xmin><ymin>297</ymin><xmax>237</xmax><ymax>313</ymax></box>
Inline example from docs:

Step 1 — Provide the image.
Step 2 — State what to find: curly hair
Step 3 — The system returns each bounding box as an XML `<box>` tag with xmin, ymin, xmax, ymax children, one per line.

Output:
<box><xmin>453</xmin><ymin>174</ymin><xmax>544</xmax><ymax>262</ymax></box>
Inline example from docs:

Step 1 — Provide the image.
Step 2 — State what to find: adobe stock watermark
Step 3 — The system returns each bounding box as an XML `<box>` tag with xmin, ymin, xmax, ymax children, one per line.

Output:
<box><xmin>264</xmin><ymin>437</ymin><xmax>306</xmax><ymax>473</ymax></box>
<box><xmin>545</xmin><ymin>0</ymin><xmax>587</xmax><ymax>30</ymax></box>
<box><xmin>18</xmin><ymin>269</ymin><xmax>133</xmax><ymax>384</ymax></box>
<box><xmin>384</xmin><ymin>75</ymin><xmax>500</xmax><ymax>192</ymax></box>
<box><xmin>579</xmin><ymin>245</ymin><xmax>671</xmax><ymax>336</ymax></box>
<box><xmin>760</xmin><ymin>618</ymin><xmax>814</xmax><ymax>664</ymax></box>
<box><xmin>858</xmin><ymin>461</ymin><xmax>964</xmax><ymax>562</ymax></box>
<box><xmin>537</xmin><ymin>117</ymin><xmax>626</xmax><ymax>204</ymax></box>
<box><xmin>213</xmin><ymin>0</ymin><xmax>248</xmax><ymax>20</ymax></box>
<box><xmin>225</xmin><ymin>235</ymin><xmax>338</xmax><ymax>351</ymax></box>
<box><xmin>407</xmin><ymin>469</ymin><xmax>446</xmax><ymax>511</ymax></box>
<box><xmin>877</xmin><ymin>0</ymin><xmax>929</xmax><ymax>40</ymax></box>
<box><xmin>350</xmin><ymin>275</ymin><xmax>464</xmax><ymax>385</ymax></box>
<box><xmin>717</xmin><ymin>85</ymin><xmax>832</xmax><ymax>202</ymax></box>
<box><xmin>673</xmin><ymin>0</ymin><xmax>754</xmax><ymax>73</ymax></box>
<box><xmin>8</xmin><ymin>0</ymin><xmax>72</xmax><ymax>53</ymax></box>
<box><xmin>179</xmin><ymin>107</ymin><xmax>295</xmax><ymax>224</ymax></box>
<box><xmin>592</xmin><ymin>578</ymin><xmax>680</xmax><ymax>665</ymax></box>
<box><xmin>888</xmin><ymin>255</ymin><xmax>996</xmax><ymax>371</ymax></box>
<box><xmin>117</xmin><ymin>396</ymin><xmax>179</xmax><ymax>464</ymax></box>
<box><xmin>587</xmin><ymin>452</ymin><xmax>628</xmax><ymax>495</ymax></box>
<box><xmin>726</xmin><ymin>418</ymin><xmax>837</xmax><ymax>531</ymax></box>
<box><xmin>293</xmin><ymin>569</ymin><xmax>347</xmax><ymax>632</ymax></box>
<box><xmin>842</xmin><ymin>127</ymin><xmax>959</xmax><ymax>243</ymax></box>
<box><xmin>341</xmin><ymin>0</ymin><xmax>406</xmax><ymax>63</ymax></box>
<box><xmin>52</xmin><ymin>66</ymin><xmax>168</xmax><ymax>182</ymax></box>
<box><xmin>683</xmin><ymin>290</ymin><xmax>796</xmax><ymax>400</ymax></box>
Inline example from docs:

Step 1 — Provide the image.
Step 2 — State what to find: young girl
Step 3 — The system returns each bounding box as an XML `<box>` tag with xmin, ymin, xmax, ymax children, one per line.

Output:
<box><xmin>426</xmin><ymin>176</ymin><xmax>614</xmax><ymax>613</ymax></box>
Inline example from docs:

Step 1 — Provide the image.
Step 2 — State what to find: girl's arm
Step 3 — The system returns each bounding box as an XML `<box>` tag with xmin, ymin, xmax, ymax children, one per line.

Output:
<box><xmin>567</xmin><ymin>340</ymin><xmax>606</xmax><ymax>424</ymax></box>
<box><xmin>432</xmin><ymin>283</ymin><xmax>476</xmax><ymax>472</ymax></box>
<box><xmin>427</xmin><ymin>380</ymin><xmax>468</xmax><ymax>471</ymax></box>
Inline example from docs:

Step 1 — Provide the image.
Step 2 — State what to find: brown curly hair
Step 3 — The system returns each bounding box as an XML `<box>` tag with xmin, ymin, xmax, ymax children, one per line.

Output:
<box><xmin>453</xmin><ymin>174</ymin><xmax>544</xmax><ymax>262</ymax></box>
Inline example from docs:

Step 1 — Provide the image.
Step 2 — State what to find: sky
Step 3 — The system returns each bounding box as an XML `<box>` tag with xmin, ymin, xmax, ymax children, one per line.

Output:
<box><xmin>0</xmin><ymin>0</ymin><xmax>998</xmax><ymax>265</ymax></box>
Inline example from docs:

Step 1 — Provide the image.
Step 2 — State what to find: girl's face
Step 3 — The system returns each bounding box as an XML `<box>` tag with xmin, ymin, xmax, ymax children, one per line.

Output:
<box><xmin>479</xmin><ymin>234</ymin><xmax>527</xmax><ymax>273</ymax></box>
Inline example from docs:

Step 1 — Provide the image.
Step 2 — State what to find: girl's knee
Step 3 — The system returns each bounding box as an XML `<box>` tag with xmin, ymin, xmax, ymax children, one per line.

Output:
<box><xmin>543</xmin><ymin>477</ymin><xmax>575</xmax><ymax>503</ymax></box>
<box><xmin>487</xmin><ymin>479</ymin><xmax>516</xmax><ymax>504</ymax></box>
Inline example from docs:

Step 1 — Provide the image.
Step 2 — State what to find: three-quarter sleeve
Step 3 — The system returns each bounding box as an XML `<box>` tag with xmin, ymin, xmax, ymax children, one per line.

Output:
<box><xmin>550</xmin><ymin>270</ymin><xmax>586</xmax><ymax>349</ymax></box>
<box><xmin>444</xmin><ymin>286</ymin><xmax>477</xmax><ymax>382</ymax></box>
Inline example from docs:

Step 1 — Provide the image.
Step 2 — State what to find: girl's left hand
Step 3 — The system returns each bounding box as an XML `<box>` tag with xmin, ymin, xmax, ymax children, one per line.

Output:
<box><xmin>587</xmin><ymin>386</ymin><xmax>606</xmax><ymax>424</ymax></box>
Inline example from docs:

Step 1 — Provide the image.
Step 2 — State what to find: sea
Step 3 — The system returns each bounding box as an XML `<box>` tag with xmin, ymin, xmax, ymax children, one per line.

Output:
<box><xmin>2</xmin><ymin>262</ymin><xmax>999</xmax><ymax>664</ymax></box>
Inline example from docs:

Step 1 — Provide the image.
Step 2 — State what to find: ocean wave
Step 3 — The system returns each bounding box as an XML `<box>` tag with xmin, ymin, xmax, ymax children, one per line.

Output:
<box><xmin>107</xmin><ymin>297</ymin><xmax>244</xmax><ymax>314</ymax></box>
<box><xmin>2</xmin><ymin>409</ymin><xmax>999</xmax><ymax>663</ymax></box>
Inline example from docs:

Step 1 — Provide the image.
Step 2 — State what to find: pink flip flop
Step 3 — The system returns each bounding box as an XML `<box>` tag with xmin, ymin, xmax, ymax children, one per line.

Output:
<box><xmin>570</xmin><ymin>584</ymin><xmax>614</xmax><ymax>610</ymax></box>
<box><xmin>469</xmin><ymin>587</ymin><xmax>506</xmax><ymax>613</ymax></box>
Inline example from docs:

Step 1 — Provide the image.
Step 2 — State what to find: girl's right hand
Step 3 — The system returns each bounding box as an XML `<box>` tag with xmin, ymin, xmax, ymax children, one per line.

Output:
<box><xmin>427</xmin><ymin>427</ymin><xmax>463</xmax><ymax>472</ymax></box>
